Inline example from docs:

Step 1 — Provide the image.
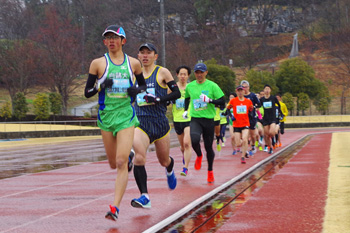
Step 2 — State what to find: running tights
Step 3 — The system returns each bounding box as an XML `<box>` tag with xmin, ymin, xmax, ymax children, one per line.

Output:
<box><xmin>190</xmin><ymin>117</ymin><xmax>215</xmax><ymax>171</ymax></box>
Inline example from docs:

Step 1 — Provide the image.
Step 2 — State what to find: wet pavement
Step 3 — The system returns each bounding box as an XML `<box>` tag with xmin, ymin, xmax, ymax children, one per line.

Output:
<box><xmin>0</xmin><ymin>139</ymin><xmax>106</xmax><ymax>180</ymax></box>
<box><xmin>0</xmin><ymin>128</ymin><xmax>349</xmax><ymax>232</ymax></box>
<box><xmin>158</xmin><ymin>135</ymin><xmax>312</xmax><ymax>232</ymax></box>
<box><xmin>0</xmin><ymin>132</ymin><xmax>180</xmax><ymax>180</ymax></box>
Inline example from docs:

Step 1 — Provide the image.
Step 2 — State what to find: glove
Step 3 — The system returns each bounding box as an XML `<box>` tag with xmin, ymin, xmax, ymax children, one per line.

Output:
<box><xmin>221</xmin><ymin>109</ymin><xmax>228</xmax><ymax>116</ymax></box>
<box><xmin>182</xmin><ymin>111</ymin><xmax>188</xmax><ymax>119</ymax></box>
<box><xmin>96</xmin><ymin>78</ymin><xmax>113</xmax><ymax>91</ymax></box>
<box><xmin>200</xmin><ymin>93</ymin><xmax>211</xmax><ymax>103</ymax></box>
<box><xmin>127</xmin><ymin>86</ymin><xmax>139</xmax><ymax>99</ymax></box>
<box><xmin>143</xmin><ymin>92</ymin><xmax>160</xmax><ymax>104</ymax></box>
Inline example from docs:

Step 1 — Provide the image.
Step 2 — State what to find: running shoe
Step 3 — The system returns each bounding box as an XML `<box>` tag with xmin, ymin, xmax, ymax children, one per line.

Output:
<box><xmin>263</xmin><ymin>146</ymin><xmax>268</xmax><ymax>152</ymax></box>
<box><xmin>245</xmin><ymin>152</ymin><xmax>250</xmax><ymax>158</ymax></box>
<box><xmin>180</xmin><ymin>167</ymin><xmax>188</xmax><ymax>176</ymax></box>
<box><xmin>259</xmin><ymin>146</ymin><xmax>263</xmax><ymax>151</ymax></box>
<box><xmin>268</xmin><ymin>148</ymin><xmax>273</xmax><ymax>154</ymax></box>
<box><xmin>222</xmin><ymin>142</ymin><xmax>225</xmax><ymax>147</ymax></box>
<box><xmin>207</xmin><ymin>171</ymin><xmax>214</xmax><ymax>183</ymax></box>
<box><xmin>241</xmin><ymin>157</ymin><xmax>246</xmax><ymax>164</ymax></box>
<box><xmin>194</xmin><ymin>155</ymin><xmax>202</xmax><ymax>170</ymax></box>
<box><xmin>278</xmin><ymin>142</ymin><xmax>282</xmax><ymax>147</ymax></box>
<box><xmin>128</xmin><ymin>149</ymin><xmax>135</xmax><ymax>172</ymax></box>
<box><xmin>252</xmin><ymin>147</ymin><xmax>257</xmax><ymax>154</ymax></box>
<box><xmin>255</xmin><ymin>141</ymin><xmax>259</xmax><ymax>147</ymax></box>
<box><xmin>105</xmin><ymin>205</ymin><xmax>119</xmax><ymax>221</ymax></box>
<box><xmin>166</xmin><ymin>169</ymin><xmax>177</xmax><ymax>190</ymax></box>
<box><xmin>232</xmin><ymin>149</ymin><xmax>237</xmax><ymax>155</ymax></box>
<box><xmin>131</xmin><ymin>195</ymin><xmax>151</xmax><ymax>208</ymax></box>
<box><xmin>216</xmin><ymin>143</ymin><xmax>221</xmax><ymax>152</ymax></box>
<box><xmin>237</xmin><ymin>147</ymin><xmax>241</xmax><ymax>152</ymax></box>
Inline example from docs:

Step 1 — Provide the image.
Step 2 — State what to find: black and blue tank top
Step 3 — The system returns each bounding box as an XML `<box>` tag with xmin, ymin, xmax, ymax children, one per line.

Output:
<box><xmin>135</xmin><ymin>65</ymin><xmax>168</xmax><ymax>117</ymax></box>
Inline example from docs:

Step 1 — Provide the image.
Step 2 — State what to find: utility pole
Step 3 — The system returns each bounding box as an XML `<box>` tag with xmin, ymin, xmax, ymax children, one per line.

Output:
<box><xmin>80</xmin><ymin>16</ymin><xmax>85</xmax><ymax>73</ymax></box>
<box><xmin>159</xmin><ymin>0</ymin><xmax>166</xmax><ymax>67</ymax></box>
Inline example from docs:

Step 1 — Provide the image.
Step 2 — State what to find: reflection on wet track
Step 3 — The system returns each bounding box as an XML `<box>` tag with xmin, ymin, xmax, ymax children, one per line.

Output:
<box><xmin>0</xmin><ymin>139</ymin><xmax>106</xmax><ymax>179</ymax></box>
<box><xmin>161</xmin><ymin>136</ymin><xmax>312</xmax><ymax>233</ymax></box>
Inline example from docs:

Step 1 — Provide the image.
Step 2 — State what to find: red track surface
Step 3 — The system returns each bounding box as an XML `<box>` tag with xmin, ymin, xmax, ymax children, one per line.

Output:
<box><xmin>216</xmin><ymin>133</ymin><xmax>331</xmax><ymax>233</ymax></box>
<box><xmin>0</xmin><ymin>128</ymin><xmax>348</xmax><ymax>233</ymax></box>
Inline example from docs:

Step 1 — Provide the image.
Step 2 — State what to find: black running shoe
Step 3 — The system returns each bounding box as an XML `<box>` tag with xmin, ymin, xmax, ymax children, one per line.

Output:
<box><xmin>128</xmin><ymin>149</ymin><xmax>135</xmax><ymax>172</ymax></box>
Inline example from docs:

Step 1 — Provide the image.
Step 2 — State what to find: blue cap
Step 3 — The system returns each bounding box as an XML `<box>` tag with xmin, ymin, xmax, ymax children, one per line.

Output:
<box><xmin>102</xmin><ymin>25</ymin><xmax>126</xmax><ymax>38</ymax></box>
<box><xmin>194</xmin><ymin>63</ymin><xmax>207</xmax><ymax>72</ymax></box>
<box><xmin>139</xmin><ymin>43</ymin><xmax>158</xmax><ymax>54</ymax></box>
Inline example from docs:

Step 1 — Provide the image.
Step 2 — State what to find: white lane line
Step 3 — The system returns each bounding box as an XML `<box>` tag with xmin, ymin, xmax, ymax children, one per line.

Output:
<box><xmin>143</xmin><ymin>135</ymin><xmax>309</xmax><ymax>233</ymax></box>
<box><xmin>0</xmin><ymin>169</ymin><xmax>113</xmax><ymax>199</ymax></box>
<box><xmin>1</xmin><ymin>177</ymin><xmax>164</xmax><ymax>233</ymax></box>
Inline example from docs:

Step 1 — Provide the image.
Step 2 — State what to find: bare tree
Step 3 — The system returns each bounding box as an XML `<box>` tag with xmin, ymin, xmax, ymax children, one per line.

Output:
<box><xmin>327</xmin><ymin>27</ymin><xmax>350</xmax><ymax>114</ymax></box>
<box><xmin>0</xmin><ymin>39</ymin><xmax>41</xmax><ymax>105</ymax></box>
<box><xmin>32</xmin><ymin>6</ymin><xmax>82</xmax><ymax>115</ymax></box>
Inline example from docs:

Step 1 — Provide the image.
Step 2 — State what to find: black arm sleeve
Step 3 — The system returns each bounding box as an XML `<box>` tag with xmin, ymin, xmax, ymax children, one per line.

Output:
<box><xmin>135</xmin><ymin>72</ymin><xmax>147</xmax><ymax>92</ymax></box>
<box><xmin>184</xmin><ymin>97</ymin><xmax>190</xmax><ymax>111</ymax></box>
<box><xmin>210</xmin><ymin>96</ymin><xmax>225</xmax><ymax>107</ymax></box>
<box><xmin>84</xmin><ymin>74</ymin><xmax>98</xmax><ymax>98</ymax></box>
<box><xmin>275</xmin><ymin>96</ymin><xmax>283</xmax><ymax>116</ymax></box>
<box><xmin>159</xmin><ymin>80</ymin><xmax>181</xmax><ymax>102</ymax></box>
<box><xmin>253</xmin><ymin>94</ymin><xmax>261</xmax><ymax>108</ymax></box>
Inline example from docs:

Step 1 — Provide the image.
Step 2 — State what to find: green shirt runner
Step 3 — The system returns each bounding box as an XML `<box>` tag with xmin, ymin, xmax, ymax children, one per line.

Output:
<box><xmin>185</xmin><ymin>79</ymin><xmax>224</xmax><ymax>119</ymax></box>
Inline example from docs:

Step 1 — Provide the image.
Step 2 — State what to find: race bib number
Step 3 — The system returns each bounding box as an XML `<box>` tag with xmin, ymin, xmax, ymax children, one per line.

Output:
<box><xmin>175</xmin><ymin>99</ymin><xmax>184</xmax><ymax>110</ymax></box>
<box><xmin>263</xmin><ymin>101</ymin><xmax>272</xmax><ymax>109</ymax></box>
<box><xmin>137</xmin><ymin>88</ymin><xmax>155</xmax><ymax>106</ymax></box>
<box><xmin>236</xmin><ymin>105</ymin><xmax>247</xmax><ymax>114</ymax></box>
<box><xmin>107</xmin><ymin>79</ymin><xmax>129</xmax><ymax>98</ymax></box>
<box><xmin>193</xmin><ymin>99</ymin><xmax>207</xmax><ymax>111</ymax></box>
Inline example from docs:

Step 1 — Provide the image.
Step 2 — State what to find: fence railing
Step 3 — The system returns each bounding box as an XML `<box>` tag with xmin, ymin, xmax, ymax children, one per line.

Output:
<box><xmin>1</xmin><ymin>115</ymin><xmax>350</xmax><ymax>134</ymax></box>
<box><xmin>286</xmin><ymin>115</ymin><xmax>350</xmax><ymax>123</ymax></box>
<box><xmin>0</xmin><ymin>120</ymin><xmax>98</xmax><ymax>133</ymax></box>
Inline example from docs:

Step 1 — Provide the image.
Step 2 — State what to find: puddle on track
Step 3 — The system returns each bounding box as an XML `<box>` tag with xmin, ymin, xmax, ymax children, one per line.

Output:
<box><xmin>161</xmin><ymin>136</ymin><xmax>312</xmax><ymax>233</ymax></box>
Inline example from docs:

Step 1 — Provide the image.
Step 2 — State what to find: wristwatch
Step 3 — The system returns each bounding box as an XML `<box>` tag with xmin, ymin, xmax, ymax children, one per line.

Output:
<box><xmin>155</xmin><ymin>97</ymin><xmax>161</xmax><ymax>102</ymax></box>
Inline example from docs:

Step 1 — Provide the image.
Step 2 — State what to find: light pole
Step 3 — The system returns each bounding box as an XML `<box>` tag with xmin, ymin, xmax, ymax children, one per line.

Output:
<box><xmin>158</xmin><ymin>0</ymin><xmax>166</xmax><ymax>67</ymax></box>
<box><xmin>79</xmin><ymin>16</ymin><xmax>86</xmax><ymax>73</ymax></box>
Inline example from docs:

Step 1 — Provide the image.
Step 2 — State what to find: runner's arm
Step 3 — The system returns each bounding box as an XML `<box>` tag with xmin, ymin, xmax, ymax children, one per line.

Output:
<box><xmin>184</xmin><ymin>97</ymin><xmax>190</xmax><ymax>111</ymax></box>
<box><xmin>275</xmin><ymin>97</ymin><xmax>283</xmax><ymax>117</ymax></box>
<box><xmin>84</xmin><ymin>74</ymin><xmax>98</xmax><ymax>98</ymax></box>
<box><xmin>210</xmin><ymin>96</ymin><xmax>225</xmax><ymax>107</ymax></box>
<box><xmin>159</xmin><ymin>80</ymin><xmax>181</xmax><ymax>102</ymax></box>
<box><xmin>84</xmin><ymin>74</ymin><xmax>113</xmax><ymax>98</ymax></box>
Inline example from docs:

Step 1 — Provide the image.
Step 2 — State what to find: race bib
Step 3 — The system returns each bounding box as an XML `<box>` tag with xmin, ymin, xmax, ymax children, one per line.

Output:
<box><xmin>175</xmin><ymin>99</ymin><xmax>185</xmax><ymax>110</ymax></box>
<box><xmin>193</xmin><ymin>99</ymin><xmax>207</xmax><ymax>111</ymax></box>
<box><xmin>107</xmin><ymin>79</ymin><xmax>129</xmax><ymax>98</ymax></box>
<box><xmin>236</xmin><ymin>105</ymin><xmax>247</xmax><ymax>114</ymax></box>
<box><xmin>137</xmin><ymin>88</ymin><xmax>155</xmax><ymax>106</ymax></box>
<box><xmin>263</xmin><ymin>101</ymin><xmax>272</xmax><ymax>109</ymax></box>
